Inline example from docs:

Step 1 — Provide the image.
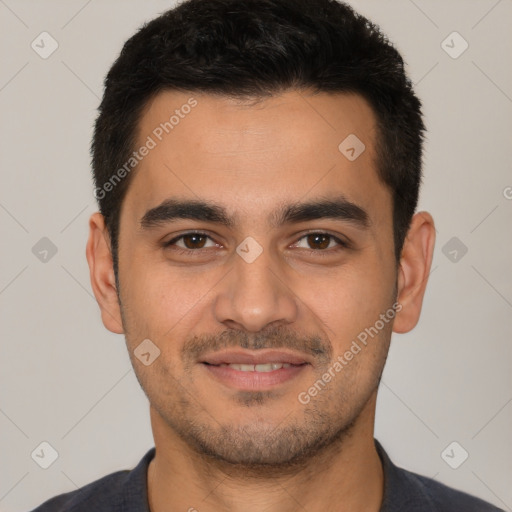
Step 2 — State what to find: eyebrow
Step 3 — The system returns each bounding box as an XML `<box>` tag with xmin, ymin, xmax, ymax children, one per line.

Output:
<box><xmin>139</xmin><ymin>196</ymin><xmax>370</xmax><ymax>230</ymax></box>
<box><xmin>140</xmin><ymin>199</ymin><xmax>234</xmax><ymax>229</ymax></box>
<box><xmin>273</xmin><ymin>197</ymin><xmax>370</xmax><ymax>228</ymax></box>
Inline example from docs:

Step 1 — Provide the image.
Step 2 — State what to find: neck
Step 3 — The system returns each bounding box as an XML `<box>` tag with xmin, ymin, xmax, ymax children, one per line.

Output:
<box><xmin>147</xmin><ymin>397</ymin><xmax>384</xmax><ymax>512</ymax></box>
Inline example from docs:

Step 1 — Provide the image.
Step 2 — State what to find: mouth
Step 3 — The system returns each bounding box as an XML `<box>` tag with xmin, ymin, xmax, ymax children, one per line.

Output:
<box><xmin>209</xmin><ymin>362</ymin><xmax>296</xmax><ymax>372</ymax></box>
<box><xmin>200</xmin><ymin>349</ymin><xmax>312</xmax><ymax>391</ymax></box>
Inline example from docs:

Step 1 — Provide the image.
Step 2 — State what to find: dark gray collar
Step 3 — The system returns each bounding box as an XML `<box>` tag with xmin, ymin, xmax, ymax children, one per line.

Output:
<box><xmin>122</xmin><ymin>442</ymin><xmax>498</xmax><ymax>512</ymax></box>
<box><xmin>376</xmin><ymin>440</ymin><xmax>436</xmax><ymax>511</ymax></box>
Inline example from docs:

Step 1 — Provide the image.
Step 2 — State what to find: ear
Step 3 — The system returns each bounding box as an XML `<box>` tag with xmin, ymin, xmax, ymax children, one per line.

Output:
<box><xmin>85</xmin><ymin>212</ymin><xmax>124</xmax><ymax>334</ymax></box>
<box><xmin>393</xmin><ymin>211</ymin><xmax>436</xmax><ymax>334</ymax></box>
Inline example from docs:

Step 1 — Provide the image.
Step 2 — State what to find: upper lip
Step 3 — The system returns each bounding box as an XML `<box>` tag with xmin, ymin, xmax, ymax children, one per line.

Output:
<box><xmin>201</xmin><ymin>349</ymin><xmax>311</xmax><ymax>366</ymax></box>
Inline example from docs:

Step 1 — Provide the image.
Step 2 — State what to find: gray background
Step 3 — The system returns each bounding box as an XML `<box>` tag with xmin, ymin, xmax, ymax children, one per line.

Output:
<box><xmin>1</xmin><ymin>0</ymin><xmax>511</xmax><ymax>510</ymax></box>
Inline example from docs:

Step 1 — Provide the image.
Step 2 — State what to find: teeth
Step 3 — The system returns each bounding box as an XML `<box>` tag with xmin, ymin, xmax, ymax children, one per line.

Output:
<box><xmin>255</xmin><ymin>364</ymin><xmax>274</xmax><ymax>372</ymax></box>
<box><xmin>219</xmin><ymin>363</ymin><xmax>292</xmax><ymax>372</ymax></box>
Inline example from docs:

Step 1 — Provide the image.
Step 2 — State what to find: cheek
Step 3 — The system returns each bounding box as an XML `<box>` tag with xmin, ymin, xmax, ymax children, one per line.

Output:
<box><xmin>292</xmin><ymin>260</ymin><xmax>395</xmax><ymax>339</ymax></box>
<box><xmin>119</xmin><ymin>251</ymin><xmax>222</xmax><ymax>341</ymax></box>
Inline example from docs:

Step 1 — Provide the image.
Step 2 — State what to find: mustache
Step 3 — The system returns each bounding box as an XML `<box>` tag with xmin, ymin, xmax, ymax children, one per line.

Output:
<box><xmin>181</xmin><ymin>325</ymin><xmax>333</xmax><ymax>366</ymax></box>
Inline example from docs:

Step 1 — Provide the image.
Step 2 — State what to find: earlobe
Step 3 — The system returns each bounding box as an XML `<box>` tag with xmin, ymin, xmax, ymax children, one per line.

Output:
<box><xmin>85</xmin><ymin>212</ymin><xmax>124</xmax><ymax>334</ymax></box>
<box><xmin>393</xmin><ymin>211</ymin><xmax>436</xmax><ymax>334</ymax></box>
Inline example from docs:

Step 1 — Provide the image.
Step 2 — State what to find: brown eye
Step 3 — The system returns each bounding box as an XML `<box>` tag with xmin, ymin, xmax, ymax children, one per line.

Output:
<box><xmin>293</xmin><ymin>232</ymin><xmax>347</xmax><ymax>252</ymax></box>
<box><xmin>181</xmin><ymin>234</ymin><xmax>208</xmax><ymax>249</ymax></box>
<box><xmin>166</xmin><ymin>233</ymin><xmax>217</xmax><ymax>250</ymax></box>
<box><xmin>306</xmin><ymin>234</ymin><xmax>332</xmax><ymax>250</ymax></box>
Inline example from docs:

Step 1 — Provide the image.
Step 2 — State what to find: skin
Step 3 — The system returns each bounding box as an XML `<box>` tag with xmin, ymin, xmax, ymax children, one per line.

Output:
<box><xmin>86</xmin><ymin>89</ymin><xmax>435</xmax><ymax>512</ymax></box>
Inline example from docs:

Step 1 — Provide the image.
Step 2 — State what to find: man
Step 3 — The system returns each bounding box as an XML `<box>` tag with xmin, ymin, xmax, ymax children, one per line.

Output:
<box><xmin>31</xmin><ymin>0</ymin><xmax>502</xmax><ymax>510</ymax></box>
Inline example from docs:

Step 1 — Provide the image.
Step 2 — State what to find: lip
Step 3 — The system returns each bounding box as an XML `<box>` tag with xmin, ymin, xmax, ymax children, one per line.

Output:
<box><xmin>200</xmin><ymin>349</ymin><xmax>311</xmax><ymax>366</ymax></box>
<box><xmin>202</xmin><ymin>362</ymin><xmax>309</xmax><ymax>391</ymax></box>
<box><xmin>200</xmin><ymin>350</ymin><xmax>313</xmax><ymax>391</ymax></box>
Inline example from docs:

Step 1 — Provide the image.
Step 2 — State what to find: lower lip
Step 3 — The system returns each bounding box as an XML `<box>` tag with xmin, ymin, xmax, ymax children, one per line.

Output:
<box><xmin>201</xmin><ymin>363</ymin><xmax>309</xmax><ymax>391</ymax></box>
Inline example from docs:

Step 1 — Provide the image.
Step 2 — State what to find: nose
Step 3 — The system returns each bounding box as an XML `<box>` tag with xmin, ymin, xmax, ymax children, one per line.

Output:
<box><xmin>213</xmin><ymin>246</ymin><xmax>299</xmax><ymax>332</ymax></box>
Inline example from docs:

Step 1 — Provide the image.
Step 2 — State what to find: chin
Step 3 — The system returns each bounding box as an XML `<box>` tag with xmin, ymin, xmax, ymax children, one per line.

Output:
<box><xmin>178</xmin><ymin>416</ymin><xmax>356</xmax><ymax>474</ymax></box>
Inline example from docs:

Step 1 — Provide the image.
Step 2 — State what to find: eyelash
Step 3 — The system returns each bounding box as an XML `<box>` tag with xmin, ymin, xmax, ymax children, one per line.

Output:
<box><xmin>163</xmin><ymin>231</ymin><xmax>350</xmax><ymax>255</ymax></box>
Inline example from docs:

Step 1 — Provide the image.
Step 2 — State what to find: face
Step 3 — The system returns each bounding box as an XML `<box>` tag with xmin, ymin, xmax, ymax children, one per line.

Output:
<box><xmin>99</xmin><ymin>90</ymin><xmax>403</xmax><ymax>467</ymax></box>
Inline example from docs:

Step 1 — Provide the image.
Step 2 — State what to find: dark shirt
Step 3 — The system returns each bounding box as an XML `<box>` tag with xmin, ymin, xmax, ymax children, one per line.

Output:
<box><xmin>30</xmin><ymin>441</ymin><xmax>503</xmax><ymax>511</ymax></box>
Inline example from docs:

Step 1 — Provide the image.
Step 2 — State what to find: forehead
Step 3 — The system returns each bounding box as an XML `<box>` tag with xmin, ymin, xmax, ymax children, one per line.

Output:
<box><xmin>122</xmin><ymin>89</ymin><xmax>390</xmax><ymax>228</ymax></box>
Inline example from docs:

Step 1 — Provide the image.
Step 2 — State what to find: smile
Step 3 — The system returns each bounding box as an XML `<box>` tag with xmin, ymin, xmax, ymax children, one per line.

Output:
<box><xmin>201</xmin><ymin>361</ymin><xmax>309</xmax><ymax>391</ymax></box>
<box><xmin>217</xmin><ymin>362</ymin><xmax>292</xmax><ymax>372</ymax></box>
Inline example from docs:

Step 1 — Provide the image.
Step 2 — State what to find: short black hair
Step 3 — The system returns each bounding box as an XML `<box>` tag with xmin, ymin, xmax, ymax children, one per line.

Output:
<box><xmin>92</xmin><ymin>0</ymin><xmax>424</xmax><ymax>277</ymax></box>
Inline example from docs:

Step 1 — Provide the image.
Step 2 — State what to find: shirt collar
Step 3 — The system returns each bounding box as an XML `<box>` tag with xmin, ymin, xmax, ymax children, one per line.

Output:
<box><xmin>120</xmin><ymin>447</ymin><xmax>155</xmax><ymax>512</ymax></box>
<box><xmin>376</xmin><ymin>440</ymin><xmax>437</xmax><ymax>512</ymax></box>
<box><xmin>126</xmin><ymin>441</ymin><xmax>437</xmax><ymax>511</ymax></box>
